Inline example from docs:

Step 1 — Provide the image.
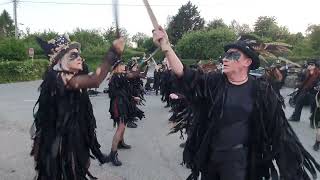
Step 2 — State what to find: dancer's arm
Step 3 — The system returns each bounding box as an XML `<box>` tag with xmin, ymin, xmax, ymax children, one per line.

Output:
<box><xmin>68</xmin><ymin>38</ymin><xmax>125</xmax><ymax>89</ymax></box>
<box><xmin>152</xmin><ymin>26</ymin><xmax>184</xmax><ymax>77</ymax></box>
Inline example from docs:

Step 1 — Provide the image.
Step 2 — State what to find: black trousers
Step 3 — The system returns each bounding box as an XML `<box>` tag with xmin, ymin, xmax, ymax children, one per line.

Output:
<box><xmin>292</xmin><ymin>92</ymin><xmax>316</xmax><ymax>120</ymax></box>
<box><xmin>201</xmin><ymin>148</ymin><xmax>248</xmax><ymax>180</ymax></box>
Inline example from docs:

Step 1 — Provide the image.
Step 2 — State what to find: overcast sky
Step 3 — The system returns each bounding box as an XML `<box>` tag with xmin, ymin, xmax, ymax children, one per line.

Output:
<box><xmin>0</xmin><ymin>0</ymin><xmax>319</xmax><ymax>37</ymax></box>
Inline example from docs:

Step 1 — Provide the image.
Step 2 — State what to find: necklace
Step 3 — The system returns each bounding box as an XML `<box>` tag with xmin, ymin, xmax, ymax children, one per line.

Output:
<box><xmin>228</xmin><ymin>76</ymin><xmax>248</xmax><ymax>84</ymax></box>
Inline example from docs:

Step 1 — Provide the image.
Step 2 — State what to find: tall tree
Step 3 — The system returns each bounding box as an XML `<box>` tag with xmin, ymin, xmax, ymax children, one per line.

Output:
<box><xmin>206</xmin><ymin>18</ymin><xmax>228</xmax><ymax>30</ymax></box>
<box><xmin>0</xmin><ymin>10</ymin><xmax>14</xmax><ymax>37</ymax></box>
<box><xmin>285</xmin><ymin>32</ymin><xmax>304</xmax><ymax>46</ymax></box>
<box><xmin>141</xmin><ymin>37</ymin><xmax>157</xmax><ymax>54</ymax></box>
<box><xmin>71</xmin><ymin>29</ymin><xmax>105</xmax><ymax>46</ymax></box>
<box><xmin>306</xmin><ymin>24</ymin><xmax>320</xmax><ymax>55</ymax></box>
<box><xmin>102</xmin><ymin>26</ymin><xmax>129</xmax><ymax>45</ymax></box>
<box><xmin>131</xmin><ymin>32</ymin><xmax>149</xmax><ymax>48</ymax></box>
<box><xmin>176</xmin><ymin>27</ymin><xmax>236</xmax><ymax>59</ymax></box>
<box><xmin>229</xmin><ymin>20</ymin><xmax>252</xmax><ymax>36</ymax></box>
<box><xmin>166</xmin><ymin>1</ymin><xmax>205</xmax><ymax>45</ymax></box>
<box><xmin>254</xmin><ymin>16</ymin><xmax>279</xmax><ymax>40</ymax></box>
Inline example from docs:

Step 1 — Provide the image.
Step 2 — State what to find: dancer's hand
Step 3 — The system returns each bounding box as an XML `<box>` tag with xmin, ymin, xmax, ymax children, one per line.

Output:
<box><xmin>112</xmin><ymin>37</ymin><xmax>125</xmax><ymax>55</ymax></box>
<box><xmin>169</xmin><ymin>93</ymin><xmax>179</xmax><ymax>100</ymax></box>
<box><xmin>133</xmin><ymin>96</ymin><xmax>141</xmax><ymax>102</ymax></box>
<box><xmin>152</xmin><ymin>26</ymin><xmax>171</xmax><ymax>52</ymax></box>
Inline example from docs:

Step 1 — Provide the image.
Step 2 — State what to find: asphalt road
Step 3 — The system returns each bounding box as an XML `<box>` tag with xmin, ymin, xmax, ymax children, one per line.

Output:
<box><xmin>0</xmin><ymin>80</ymin><xmax>319</xmax><ymax>180</ymax></box>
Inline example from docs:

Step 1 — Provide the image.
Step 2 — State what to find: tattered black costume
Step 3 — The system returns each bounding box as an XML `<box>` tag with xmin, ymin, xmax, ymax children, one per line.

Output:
<box><xmin>173</xmin><ymin>67</ymin><xmax>320</xmax><ymax>180</ymax></box>
<box><xmin>153</xmin><ymin>68</ymin><xmax>161</xmax><ymax>95</ymax></box>
<box><xmin>128</xmin><ymin>72</ymin><xmax>146</xmax><ymax>104</ymax></box>
<box><xmin>314</xmin><ymin>88</ymin><xmax>320</xmax><ymax>129</ymax></box>
<box><xmin>108</xmin><ymin>73</ymin><xmax>144</xmax><ymax>126</ymax></box>
<box><xmin>30</xmin><ymin>68</ymin><xmax>106</xmax><ymax>180</ymax></box>
<box><xmin>159</xmin><ymin>70</ymin><xmax>178</xmax><ymax>106</ymax></box>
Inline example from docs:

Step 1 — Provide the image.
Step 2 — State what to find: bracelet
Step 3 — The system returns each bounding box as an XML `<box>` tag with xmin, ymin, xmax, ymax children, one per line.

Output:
<box><xmin>104</xmin><ymin>47</ymin><xmax>120</xmax><ymax>66</ymax></box>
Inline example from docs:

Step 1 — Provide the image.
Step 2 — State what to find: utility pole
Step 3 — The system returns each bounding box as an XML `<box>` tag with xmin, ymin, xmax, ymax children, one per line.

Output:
<box><xmin>13</xmin><ymin>0</ymin><xmax>18</xmax><ymax>38</ymax></box>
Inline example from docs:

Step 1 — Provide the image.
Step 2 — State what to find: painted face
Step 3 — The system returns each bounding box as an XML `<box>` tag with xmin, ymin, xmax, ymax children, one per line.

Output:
<box><xmin>114</xmin><ymin>63</ymin><xmax>126</xmax><ymax>73</ymax></box>
<box><xmin>308</xmin><ymin>63</ymin><xmax>316</xmax><ymax>71</ymax></box>
<box><xmin>61</xmin><ymin>49</ymin><xmax>83</xmax><ymax>72</ymax></box>
<box><xmin>131</xmin><ymin>64</ymin><xmax>138</xmax><ymax>71</ymax></box>
<box><xmin>222</xmin><ymin>48</ymin><xmax>252</xmax><ymax>74</ymax></box>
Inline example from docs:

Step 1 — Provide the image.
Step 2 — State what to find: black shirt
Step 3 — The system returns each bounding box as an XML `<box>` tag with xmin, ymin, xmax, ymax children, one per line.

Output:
<box><xmin>212</xmin><ymin>77</ymin><xmax>253</xmax><ymax>151</ymax></box>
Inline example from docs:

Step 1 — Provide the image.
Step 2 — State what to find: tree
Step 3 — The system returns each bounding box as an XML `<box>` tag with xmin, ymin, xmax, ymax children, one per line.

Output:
<box><xmin>102</xmin><ymin>26</ymin><xmax>129</xmax><ymax>45</ymax></box>
<box><xmin>0</xmin><ymin>10</ymin><xmax>14</xmax><ymax>38</ymax></box>
<box><xmin>275</xmin><ymin>26</ymin><xmax>291</xmax><ymax>42</ymax></box>
<box><xmin>176</xmin><ymin>27</ymin><xmax>236</xmax><ymax>59</ymax></box>
<box><xmin>229</xmin><ymin>20</ymin><xmax>252</xmax><ymax>36</ymax></box>
<box><xmin>254</xmin><ymin>16</ymin><xmax>279</xmax><ymax>41</ymax></box>
<box><xmin>141</xmin><ymin>37</ymin><xmax>157</xmax><ymax>54</ymax></box>
<box><xmin>306</xmin><ymin>24</ymin><xmax>320</xmax><ymax>55</ymax></box>
<box><xmin>70</xmin><ymin>28</ymin><xmax>107</xmax><ymax>55</ymax></box>
<box><xmin>166</xmin><ymin>1</ymin><xmax>205</xmax><ymax>45</ymax></box>
<box><xmin>290</xmin><ymin>39</ymin><xmax>316</xmax><ymax>58</ymax></box>
<box><xmin>285</xmin><ymin>32</ymin><xmax>304</xmax><ymax>46</ymax></box>
<box><xmin>131</xmin><ymin>32</ymin><xmax>149</xmax><ymax>48</ymax></box>
<box><xmin>207</xmin><ymin>18</ymin><xmax>228</xmax><ymax>30</ymax></box>
<box><xmin>21</xmin><ymin>30</ymin><xmax>58</xmax><ymax>58</ymax></box>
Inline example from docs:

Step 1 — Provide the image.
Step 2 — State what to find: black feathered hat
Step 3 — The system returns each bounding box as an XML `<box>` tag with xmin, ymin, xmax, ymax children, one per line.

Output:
<box><xmin>307</xmin><ymin>59</ymin><xmax>320</xmax><ymax>68</ymax></box>
<box><xmin>224</xmin><ymin>40</ymin><xmax>260</xmax><ymax>70</ymax></box>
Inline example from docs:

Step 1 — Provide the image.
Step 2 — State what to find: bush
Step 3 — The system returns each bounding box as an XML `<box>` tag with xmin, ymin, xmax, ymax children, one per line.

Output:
<box><xmin>176</xmin><ymin>28</ymin><xmax>236</xmax><ymax>59</ymax></box>
<box><xmin>0</xmin><ymin>38</ymin><xmax>28</xmax><ymax>61</ymax></box>
<box><xmin>122</xmin><ymin>48</ymin><xmax>145</xmax><ymax>61</ymax></box>
<box><xmin>82</xmin><ymin>48</ymin><xmax>145</xmax><ymax>71</ymax></box>
<box><xmin>0</xmin><ymin>59</ymin><xmax>48</xmax><ymax>83</ymax></box>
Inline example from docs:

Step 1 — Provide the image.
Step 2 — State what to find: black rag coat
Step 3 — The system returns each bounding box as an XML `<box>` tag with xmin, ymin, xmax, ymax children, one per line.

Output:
<box><xmin>31</xmin><ymin>69</ymin><xmax>104</xmax><ymax>180</ymax></box>
<box><xmin>175</xmin><ymin>67</ymin><xmax>320</xmax><ymax>180</ymax></box>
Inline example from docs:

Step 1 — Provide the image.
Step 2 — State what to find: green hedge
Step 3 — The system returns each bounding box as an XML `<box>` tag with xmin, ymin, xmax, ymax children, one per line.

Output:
<box><xmin>0</xmin><ymin>59</ymin><xmax>48</xmax><ymax>83</ymax></box>
<box><xmin>0</xmin><ymin>38</ymin><xmax>28</xmax><ymax>61</ymax></box>
<box><xmin>176</xmin><ymin>28</ymin><xmax>236</xmax><ymax>59</ymax></box>
<box><xmin>83</xmin><ymin>48</ymin><xmax>145</xmax><ymax>71</ymax></box>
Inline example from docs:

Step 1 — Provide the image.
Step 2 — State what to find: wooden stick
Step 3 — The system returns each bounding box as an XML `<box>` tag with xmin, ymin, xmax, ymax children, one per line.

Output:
<box><xmin>142</xmin><ymin>0</ymin><xmax>170</xmax><ymax>52</ymax></box>
<box><xmin>113</xmin><ymin>0</ymin><xmax>120</xmax><ymax>38</ymax></box>
<box><xmin>142</xmin><ymin>0</ymin><xmax>159</xmax><ymax>29</ymax></box>
<box><xmin>144</xmin><ymin>47</ymin><xmax>160</xmax><ymax>62</ymax></box>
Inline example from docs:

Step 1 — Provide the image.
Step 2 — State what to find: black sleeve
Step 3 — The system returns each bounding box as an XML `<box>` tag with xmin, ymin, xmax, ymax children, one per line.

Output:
<box><xmin>176</xmin><ymin>66</ymin><xmax>221</xmax><ymax>102</ymax></box>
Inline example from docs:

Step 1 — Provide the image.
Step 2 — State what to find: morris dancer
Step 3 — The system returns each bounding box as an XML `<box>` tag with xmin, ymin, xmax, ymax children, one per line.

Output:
<box><xmin>31</xmin><ymin>34</ymin><xmax>125</xmax><ymax>179</ymax></box>
<box><xmin>153</xmin><ymin>27</ymin><xmax>320</xmax><ymax>180</ymax></box>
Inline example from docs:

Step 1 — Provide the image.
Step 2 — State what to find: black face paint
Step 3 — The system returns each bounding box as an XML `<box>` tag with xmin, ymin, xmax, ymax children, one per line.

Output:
<box><xmin>223</xmin><ymin>51</ymin><xmax>241</xmax><ymax>61</ymax></box>
<box><xmin>69</xmin><ymin>52</ymin><xmax>81</xmax><ymax>61</ymax></box>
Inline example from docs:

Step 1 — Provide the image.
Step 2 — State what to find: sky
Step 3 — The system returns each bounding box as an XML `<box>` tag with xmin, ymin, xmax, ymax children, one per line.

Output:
<box><xmin>0</xmin><ymin>0</ymin><xmax>319</xmax><ymax>38</ymax></box>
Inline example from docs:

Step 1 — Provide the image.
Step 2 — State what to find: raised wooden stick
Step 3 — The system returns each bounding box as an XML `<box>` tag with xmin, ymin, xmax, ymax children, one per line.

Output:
<box><xmin>142</xmin><ymin>0</ymin><xmax>159</xmax><ymax>29</ymax></box>
<box><xmin>142</xmin><ymin>0</ymin><xmax>170</xmax><ymax>52</ymax></box>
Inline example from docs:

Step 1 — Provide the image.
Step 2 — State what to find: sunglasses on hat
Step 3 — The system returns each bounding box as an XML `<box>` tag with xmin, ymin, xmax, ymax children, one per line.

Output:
<box><xmin>222</xmin><ymin>51</ymin><xmax>241</xmax><ymax>61</ymax></box>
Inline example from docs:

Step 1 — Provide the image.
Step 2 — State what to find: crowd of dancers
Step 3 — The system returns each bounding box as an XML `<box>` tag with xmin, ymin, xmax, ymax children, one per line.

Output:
<box><xmin>30</xmin><ymin>32</ymin><xmax>320</xmax><ymax>180</ymax></box>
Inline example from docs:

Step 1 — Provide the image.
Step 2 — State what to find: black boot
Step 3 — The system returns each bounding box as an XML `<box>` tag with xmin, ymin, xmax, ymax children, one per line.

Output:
<box><xmin>309</xmin><ymin>116</ymin><xmax>315</xmax><ymax>128</ymax></box>
<box><xmin>127</xmin><ymin>121</ymin><xmax>137</xmax><ymax>128</ymax></box>
<box><xmin>288</xmin><ymin>115</ymin><xmax>300</xmax><ymax>122</ymax></box>
<box><xmin>118</xmin><ymin>140</ymin><xmax>131</xmax><ymax>149</ymax></box>
<box><xmin>179</xmin><ymin>142</ymin><xmax>186</xmax><ymax>148</ymax></box>
<box><xmin>313</xmin><ymin>141</ymin><xmax>320</xmax><ymax>151</ymax></box>
<box><xmin>132</xmin><ymin>117</ymin><xmax>139</xmax><ymax>122</ymax></box>
<box><xmin>97</xmin><ymin>153</ymin><xmax>108</xmax><ymax>164</ymax></box>
<box><xmin>108</xmin><ymin>150</ymin><xmax>122</xmax><ymax>166</ymax></box>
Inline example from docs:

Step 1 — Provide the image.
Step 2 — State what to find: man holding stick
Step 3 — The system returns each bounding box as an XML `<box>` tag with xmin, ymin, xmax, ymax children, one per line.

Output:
<box><xmin>152</xmin><ymin>25</ymin><xmax>320</xmax><ymax>179</ymax></box>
